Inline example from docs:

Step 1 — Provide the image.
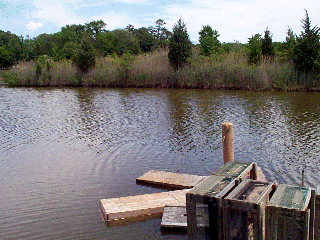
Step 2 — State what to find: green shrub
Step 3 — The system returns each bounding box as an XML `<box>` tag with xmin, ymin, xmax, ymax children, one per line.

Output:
<box><xmin>2</xmin><ymin>72</ymin><xmax>21</xmax><ymax>86</ymax></box>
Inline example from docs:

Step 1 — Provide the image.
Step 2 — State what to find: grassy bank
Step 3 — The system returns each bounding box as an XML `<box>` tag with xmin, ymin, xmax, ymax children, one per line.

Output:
<box><xmin>2</xmin><ymin>49</ymin><xmax>319</xmax><ymax>91</ymax></box>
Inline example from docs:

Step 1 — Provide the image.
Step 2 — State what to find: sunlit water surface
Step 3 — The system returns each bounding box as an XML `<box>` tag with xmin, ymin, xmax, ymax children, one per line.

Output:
<box><xmin>0</xmin><ymin>87</ymin><xmax>320</xmax><ymax>239</ymax></box>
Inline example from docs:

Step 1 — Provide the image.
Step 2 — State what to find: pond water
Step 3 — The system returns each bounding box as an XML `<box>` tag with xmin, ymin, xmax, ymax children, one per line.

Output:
<box><xmin>0</xmin><ymin>87</ymin><xmax>319</xmax><ymax>239</ymax></box>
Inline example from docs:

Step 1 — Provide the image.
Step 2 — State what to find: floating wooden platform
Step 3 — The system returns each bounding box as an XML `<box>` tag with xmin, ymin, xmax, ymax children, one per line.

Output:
<box><xmin>136</xmin><ymin>170</ymin><xmax>207</xmax><ymax>190</ymax></box>
<box><xmin>102</xmin><ymin>166</ymin><xmax>267</xmax><ymax>225</ymax></box>
<box><xmin>100</xmin><ymin>189</ymin><xmax>188</xmax><ymax>221</ymax></box>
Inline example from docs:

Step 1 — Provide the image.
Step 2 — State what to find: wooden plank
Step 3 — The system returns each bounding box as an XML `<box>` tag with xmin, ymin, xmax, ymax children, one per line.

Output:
<box><xmin>315</xmin><ymin>194</ymin><xmax>320</xmax><ymax>240</ymax></box>
<box><xmin>136</xmin><ymin>170</ymin><xmax>207</xmax><ymax>190</ymax></box>
<box><xmin>256</xmin><ymin>165</ymin><xmax>267</xmax><ymax>181</ymax></box>
<box><xmin>161</xmin><ymin>205</ymin><xmax>209</xmax><ymax>229</ymax></box>
<box><xmin>100</xmin><ymin>189</ymin><xmax>188</xmax><ymax>221</ymax></box>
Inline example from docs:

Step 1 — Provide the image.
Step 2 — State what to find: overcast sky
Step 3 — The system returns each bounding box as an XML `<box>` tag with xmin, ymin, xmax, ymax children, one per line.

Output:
<box><xmin>1</xmin><ymin>0</ymin><xmax>320</xmax><ymax>43</ymax></box>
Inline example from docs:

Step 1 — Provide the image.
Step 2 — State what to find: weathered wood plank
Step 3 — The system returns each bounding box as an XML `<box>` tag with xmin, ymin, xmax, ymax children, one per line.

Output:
<box><xmin>315</xmin><ymin>194</ymin><xmax>320</xmax><ymax>240</ymax></box>
<box><xmin>100</xmin><ymin>189</ymin><xmax>188</xmax><ymax>221</ymax></box>
<box><xmin>136</xmin><ymin>170</ymin><xmax>207</xmax><ymax>190</ymax></box>
<box><xmin>256</xmin><ymin>165</ymin><xmax>267</xmax><ymax>181</ymax></box>
<box><xmin>161</xmin><ymin>205</ymin><xmax>209</xmax><ymax>229</ymax></box>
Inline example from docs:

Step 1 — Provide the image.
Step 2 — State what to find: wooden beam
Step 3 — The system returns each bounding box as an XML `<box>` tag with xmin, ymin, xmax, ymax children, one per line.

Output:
<box><xmin>161</xmin><ymin>205</ymin><xmax>209</xmax><ymax>230</ymax></box>
<box><xmin>101</xmin><ymin>189</ymin><xmax>188</xmax><ymax>221</ymax></box>
<box><xmin>222</xmin><ymin>122</ymin><xmax>234</xmax><ymax>164</ymax></box>
<box><xmin>136</xmin><ymin>170</ymin><xmax>207</xmax><ymax>190</ymax></box>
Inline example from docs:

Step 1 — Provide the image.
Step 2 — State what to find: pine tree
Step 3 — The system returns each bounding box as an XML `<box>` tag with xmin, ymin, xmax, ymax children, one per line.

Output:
<box><xmin>168</xmin><ymin>18</ymin><xmax>192</xmax><ymax>70</ymax></box>
<box><xmin>247</xmin><ymin>34</ymin><xmax>262</xmax><ymax>65</ymax></box>
<box><xmin>198</xmin><ymin>25</ymin><xmax>220</xmax><ymax>56</ymax></box>
<box><xmin>74</xmin><ymin>34</ymin><xmax>96</xmax><ymax>73</ymax></box>
<box><xmin>293</xmin><ymin>10</ymin><xmax>320</xmax><ymax>74</ymax></box>
<box><xmin>285</xmin><ymin>28</ymin><xmax>296</xmax><ymax>63</ymax></box>
<box><xmin>261</xmin><ymin>27</ymin><xmax>274</xmax><ymax>57</ymax></box>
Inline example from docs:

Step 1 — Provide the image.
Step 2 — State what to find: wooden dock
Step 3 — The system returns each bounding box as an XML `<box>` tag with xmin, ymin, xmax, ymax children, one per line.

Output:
<box><xmin>136</xmin><ymin>170</ymin><xmax>207</xmax><ymax>189</ymax></box>
<box><xmin>100</xmin><ymin>189</ymin><xmax>188</xmax><ymax>221</ymax></box>
<box><xmin>101</xmin><ymin>165</ymin><xmax>268</xmax><ymax>223</ymax></box>
<box><xmin>99</xmin><ymin>122</ymin><xmax>320</xmax><ymax>239</ymax></box>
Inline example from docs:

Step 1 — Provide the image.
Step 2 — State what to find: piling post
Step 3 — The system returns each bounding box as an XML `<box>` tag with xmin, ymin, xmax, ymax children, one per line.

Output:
<box><xmin>222</xmin><ymin>122</ymin><xmax>234</xmax><ymax>164</ymax></box>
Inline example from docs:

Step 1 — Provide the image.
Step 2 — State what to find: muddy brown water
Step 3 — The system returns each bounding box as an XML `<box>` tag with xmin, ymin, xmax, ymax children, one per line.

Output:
<box><xmin>0</xmin><ymin>87</ymin><xmax>319</xmax><ymax>239</ymax></box>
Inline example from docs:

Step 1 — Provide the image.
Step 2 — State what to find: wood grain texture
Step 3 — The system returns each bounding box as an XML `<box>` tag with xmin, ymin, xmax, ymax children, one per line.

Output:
<box><xmin>101</xmin><ymin>189</ymin><xmax>188</xmax><ymax>221</ymax></box>
<box><xmin>136</xmin><ymin>170</ymin><xmax>207</xmax><ymax>190</ymax></box>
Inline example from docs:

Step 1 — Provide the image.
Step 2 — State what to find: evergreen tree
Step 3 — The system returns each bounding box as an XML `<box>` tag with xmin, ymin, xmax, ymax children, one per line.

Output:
<box><xmin>285</xmin><ymin>28</ymin><xmax>296</xmax><ymax>63</ymax></box>
<box><xmin>198</xmin><ymin>25</ymin><xmax>220</xmax><ymax>56</ymax></box>
<box><xmin>247</xmin><ymin>34</ymin><xmax>262</xmax><ymax>65</ymax></box>
<box><xmin>293</xmin><ymin>10</ymin><xmax>320</xmax><ymax>74</ymax></box>
<box><xmin>74</xmin><ymin>34</ymin><xmax>96</xmax><ymax>73</ymax></box>
<box><xmin>261</xmin><ymin>27</ymin><xmax>274</xmax><ymax>57</ymax></box>
<box><xmin>168</xmin><ymin>18</ymin><xmax>192</xmax><ymax>70</ymax></box>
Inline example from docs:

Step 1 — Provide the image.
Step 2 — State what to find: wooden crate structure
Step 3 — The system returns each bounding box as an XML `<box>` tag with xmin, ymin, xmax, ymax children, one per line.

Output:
<box><xmin>161</xmin><ymin>205</ymin><xmax>209</xmax><ymax>230</ymax></box>
<box><xmin>186</xmin><ymin>175</ymin><xmax>238</xmax><ymax>240</ymax></box>
<box><xmin>223</xmin><ymin>179</ymin><xmax>275</xmax><ymax>240</ymax></box>
<box><xmin>214</xmin><ymin>160</ymin><xmax>257</xmax><ymax>181</ymax></box>
<box><xmin>265</xmin><ymin>184</ymin><xmax>316</xmax><ymax>240</ymax></box>
<box><xmin>315</xmin><ymin>194</ymin><xmax>320</xmax><ymax>240</ymax></box>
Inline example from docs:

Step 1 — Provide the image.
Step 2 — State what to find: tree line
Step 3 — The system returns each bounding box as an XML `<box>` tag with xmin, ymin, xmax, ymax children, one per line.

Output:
<box><xmin>1</xmin><ymin>10</ymin><xmax>320</xmax><ymax>81</ymax></box>
<box><xmin>0</xmin><ymin>19</ymin><xmax>171</xmax><ymax>69</ymax></box>
<box><xmin>170</xmin><ymin>10</ymin><xmax>320</xmax><ymax>79</ymax></box>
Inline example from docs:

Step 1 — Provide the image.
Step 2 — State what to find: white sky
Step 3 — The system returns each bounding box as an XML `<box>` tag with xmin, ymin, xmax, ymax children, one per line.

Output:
<box><xmin>1</xmin><ymin>0</ymin><xmax>320</xmax><ymax>43</ymax></box>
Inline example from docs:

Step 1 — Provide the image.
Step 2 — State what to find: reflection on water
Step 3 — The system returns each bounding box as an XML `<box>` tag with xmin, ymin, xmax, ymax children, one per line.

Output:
<box><xmin>0</xmin><ymin>87</ymin><xmax>319</xmax><ymax>239</ymax></box>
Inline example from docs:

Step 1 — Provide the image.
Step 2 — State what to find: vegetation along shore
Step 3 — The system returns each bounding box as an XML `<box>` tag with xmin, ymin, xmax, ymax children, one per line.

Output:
<box><xmin>1</xmin><ymin>10</ymin><xmax>320</xmax><ymax>91</ymax></box>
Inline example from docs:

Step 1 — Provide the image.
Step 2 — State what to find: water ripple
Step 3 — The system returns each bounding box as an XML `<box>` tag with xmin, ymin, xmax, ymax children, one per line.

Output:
<box><xmin>1</xmin><ymin>88</ymin><xmax>320</xmax><ymax>239</ymax></box>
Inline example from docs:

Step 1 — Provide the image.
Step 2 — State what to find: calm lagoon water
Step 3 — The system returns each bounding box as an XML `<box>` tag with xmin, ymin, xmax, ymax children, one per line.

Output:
<box><xmin>0</xmin><ymin>87</ymin><xmax>320</xmax><ymax>239</ymax></box>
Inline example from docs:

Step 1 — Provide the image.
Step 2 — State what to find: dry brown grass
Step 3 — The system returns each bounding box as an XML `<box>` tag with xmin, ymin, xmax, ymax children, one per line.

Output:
<box><xmin>2</xmin><ymin>48</ymin><xmax>312</xmax><ymax>90</ymax></box>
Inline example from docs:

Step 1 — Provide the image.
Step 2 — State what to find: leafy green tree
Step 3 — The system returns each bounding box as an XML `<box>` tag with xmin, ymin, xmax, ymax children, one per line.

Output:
<box><xmin>61</xmin><ymin>42</ymin><xmax>79</xmax><ymax>60</ymax></box>
<box><xmin>95</xmin><ymin>31</ymin><xmax>114</xmax><ymax>56</ymax></box>
<box><xmin>247</xmin><ymin>34</ymin><xmax>262</xmax><ymax>65</ymax></box>
<box><xmin>126</xmin><ymin>24</ymin><xmax>135</xmax><ymax>33</ymax></box>
<box><xmin>0</xmin><ymin>30</ymin><xmax>24</xmax><ymax>68</ymax></box>
<box><xmin>109</xmin><ymin>29</ymin><xmax>141</xmax><ymax>56</ymax></box>
<box><xmin>0</xmin><ymin>46</ymin><xmax>12</xmax><ymax>69</ymax></box>
<box><xmin>154</xmin><ymin>19</ymin><xmax>170</xmax><ymax>48</ymax></box>
<box><xmin>198</xmin><ymin>25</ymin><xmax>221</xmax><ymax>56</ymax></box>
<box><xmin>261</xmin><ymin>27</ymin><xmax>274</xmax><ymax>57</ymax></box>
<box><xmin>118</xmin><ymin>53</ymin><xmax>135</xmax><ymax>84</ymax></box>
<box><xmin>221</xmin><ymin>41</ymin><xmax>246</xmax><ymax>53</ymax></box>
<box><xmin>168</xmin><ymin>18</ymin><xmax>192</xmax><ymax>70</ymax></box>
<box><xmin>135</xmin><ymin>27</ymin><xmax>155</xmax><ymax>53</ymax></box>
<box><xmin>85</xmin><ymin>20</ymin><xmax>106</xmax><ymax>38</ymax></box>
<box><xmin>34</xmin><ymin>33</ymin><xmax>57</xmax><ymax>57</ymax></box>
<box><xmin>58</xmin><ymin>24</ymin><xmax>85</xmax><ymax>46</ymax></box>
<box><xmin>74</xmin><ymin>34</ymin><xmax>96</xmax><ymax>74</ymax></box>
<box><xmin>293</xmin><ymin>10</ymin><xmax>320</xmax><ymax>74</ymax></box>
<box><xmin>23</xmin><ymin>37</ymin><xmax>36</xmax><ymax>61</ymax></box>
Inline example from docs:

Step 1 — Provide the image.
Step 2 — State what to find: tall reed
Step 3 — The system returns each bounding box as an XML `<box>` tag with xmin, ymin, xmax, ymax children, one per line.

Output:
<box><xmin>2</xmin><ymin>49</ymin><xmax>318</xmax><ymax>90</ymax></box>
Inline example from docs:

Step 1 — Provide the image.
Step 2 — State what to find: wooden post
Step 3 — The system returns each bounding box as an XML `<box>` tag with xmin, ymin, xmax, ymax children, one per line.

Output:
<box><xmin>222</xmin><ymin>122</ymin><xmax>234</xmax><ymax>164</ymax></box>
